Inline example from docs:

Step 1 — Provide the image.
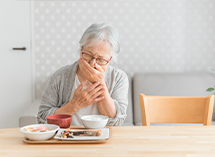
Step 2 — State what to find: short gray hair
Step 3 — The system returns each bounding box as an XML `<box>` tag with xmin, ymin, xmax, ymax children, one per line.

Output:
<box><xmin>79</xmin><ymin>23</ymin><xmax>120</xmax><ymax>63</ymax></box>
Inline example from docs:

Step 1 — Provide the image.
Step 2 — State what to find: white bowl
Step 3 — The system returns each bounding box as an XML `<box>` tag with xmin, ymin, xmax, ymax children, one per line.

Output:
<box><xmin>81</xmin><ymin>115</ymin><xmax>109</xmax><ymax>129</ymax></box>
<box><xmin>20</xmin><ymin>124</ymin><xmax>59</xmax><ymax>141</ymax></box>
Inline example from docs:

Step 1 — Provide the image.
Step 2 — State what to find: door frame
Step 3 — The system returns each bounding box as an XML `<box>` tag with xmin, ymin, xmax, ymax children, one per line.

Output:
<box><xmin>31</xmin><ymin>1</ymin><xmax>35</xmax><ymax>102</ymax></box>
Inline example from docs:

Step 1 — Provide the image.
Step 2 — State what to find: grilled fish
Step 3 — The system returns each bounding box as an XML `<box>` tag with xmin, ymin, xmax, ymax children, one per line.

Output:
<box><xmin>59</xmin><ymin>129</ymin><xmax>101</xmax><ymax>138</ymax></box>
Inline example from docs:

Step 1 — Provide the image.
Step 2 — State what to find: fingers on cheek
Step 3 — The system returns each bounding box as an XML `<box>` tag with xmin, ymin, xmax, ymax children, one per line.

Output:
<box><xmin>79</xmin><ymin>60</ymin><xmax>84</xmax><ymax>66</ymax></box>
<box><xmin>89</xmin><ymin>74</ymin><xmax>94</xmax><ymax>78</ymax></box>
<box><xmin>80</xmin><ymin>63</ymin><xmax>85</xmax><ymax>69</ymax></box>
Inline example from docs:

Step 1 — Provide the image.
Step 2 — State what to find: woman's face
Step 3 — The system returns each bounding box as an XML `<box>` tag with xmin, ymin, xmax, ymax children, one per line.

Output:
<box><xmin>80</xmin><ymin>41</ymin><xmax>112</xmax><ymax>72</ymax></box>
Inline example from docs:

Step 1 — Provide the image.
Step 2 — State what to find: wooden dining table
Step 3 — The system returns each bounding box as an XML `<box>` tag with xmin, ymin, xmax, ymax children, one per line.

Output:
<box><xmin>1</xmin><ymin>126</ymin><xmax>215</xmax><ymax>157</ymax></box>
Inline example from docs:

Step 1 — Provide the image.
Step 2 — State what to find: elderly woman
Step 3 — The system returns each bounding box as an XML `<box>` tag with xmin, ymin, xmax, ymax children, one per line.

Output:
<box><xmin>37</xmin><ymin>23</ymin><xmax>129</xmax><ymax>126</ymax></box>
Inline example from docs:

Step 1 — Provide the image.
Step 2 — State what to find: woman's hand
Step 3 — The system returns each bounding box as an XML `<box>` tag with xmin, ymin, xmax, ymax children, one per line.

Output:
<box><xmin>71</xmin><ymin>81</ymin><xmax>105</xmax><ymax>111</ymax></box>
<box><xmin>78</xmin><ymin>58</ymin><xmax>104</xmax><ymax>83</ymax></box>
<box><xmin>54</xmin><ymin>81</ymin><xmax>105</xmax><ymax>115</ymax></box>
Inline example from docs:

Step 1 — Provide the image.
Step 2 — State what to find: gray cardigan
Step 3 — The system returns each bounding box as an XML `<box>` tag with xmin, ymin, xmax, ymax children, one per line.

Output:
<box><xmin>37</xmin><ymin>61</ymin><xmax>129</xmax><ymax>126</ymax></box>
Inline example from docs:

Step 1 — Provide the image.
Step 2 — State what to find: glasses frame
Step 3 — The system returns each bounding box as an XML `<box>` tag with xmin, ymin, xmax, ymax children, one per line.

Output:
<box><xmin>81</xmin><ymin>52</ymin><xmax>112</xmax><ymax>66</ymax></box>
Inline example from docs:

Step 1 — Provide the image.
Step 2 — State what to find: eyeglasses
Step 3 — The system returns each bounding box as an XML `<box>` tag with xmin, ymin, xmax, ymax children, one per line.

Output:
<box><xmin>81</xmin><ymin>52</ymin><xmax>112</xmax><ymax>66</ymax></box>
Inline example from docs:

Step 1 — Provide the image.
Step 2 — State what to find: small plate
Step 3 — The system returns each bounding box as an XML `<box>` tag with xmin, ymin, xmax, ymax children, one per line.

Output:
<box><xmin>54</xmin><ymin>128</ymin><xmax>109</xmax><ymax>141</ymax></box>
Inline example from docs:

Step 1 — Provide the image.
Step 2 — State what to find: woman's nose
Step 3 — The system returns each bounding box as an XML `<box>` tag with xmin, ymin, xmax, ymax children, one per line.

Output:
<box><xmin>89</xmin><ymin>58</ymin><xmax>96</xmax><ymax>68</ymax></box>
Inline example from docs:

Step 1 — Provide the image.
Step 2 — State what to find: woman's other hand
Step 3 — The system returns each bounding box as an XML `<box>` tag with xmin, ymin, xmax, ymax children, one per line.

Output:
<box><xmin>54</xmin><ymin>81</ymin><xmax>105</xmax><ymax>115</ymax></box>
<box><xmin>70</xmin><ymin>81</ymin><xmax>105</xmax><ymax>111</ymax></box>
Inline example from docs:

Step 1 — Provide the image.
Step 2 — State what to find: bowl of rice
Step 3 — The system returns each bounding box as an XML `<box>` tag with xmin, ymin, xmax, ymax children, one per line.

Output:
<box><xmin>81</xmin><ymin>115</ymin><xmax>109</xmax><ymax>129</ymax></box>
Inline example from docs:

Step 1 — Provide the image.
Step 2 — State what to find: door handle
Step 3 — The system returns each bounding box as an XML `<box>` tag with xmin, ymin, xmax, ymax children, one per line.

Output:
<box><xmin>13</xmin><ymin>47</ymin><xmax>26</xmax><ymax>51</ymax></box>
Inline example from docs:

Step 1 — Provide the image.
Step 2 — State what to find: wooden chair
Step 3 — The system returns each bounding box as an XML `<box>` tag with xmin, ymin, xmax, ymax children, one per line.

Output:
<box><xmin>139</xmin><ymin>94</ymin><xmax>214</xmax><ymax>126</ymax></box>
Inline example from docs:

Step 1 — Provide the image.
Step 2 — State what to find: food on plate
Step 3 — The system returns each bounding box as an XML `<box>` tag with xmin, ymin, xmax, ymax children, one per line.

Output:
<box><xmin>59</xmin><ymin>128</ymin><xmax>101</xmax><ymax>138</ymax></box>
<box><xmin>24</xmin><ymin>126</ymin><xmax>49</xmax><ymax>132</ymax></box>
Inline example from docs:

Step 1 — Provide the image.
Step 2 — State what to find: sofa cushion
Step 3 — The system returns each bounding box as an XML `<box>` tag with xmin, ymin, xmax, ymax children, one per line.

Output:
<box><xmin>123</xmin><ymin>73</ymin><xmax>134</xmax><ymax>126</ymax></box>
<box><xmin>122</xmin><ymin>122</ymin><xmax>134</xmax><ymax>126</ymax></box>
<box><xmin>133</xmin><ymin>72</ymin><xmax>215</xmax><ymax>126</ymax></box>
<box><xmin>19</xmin><ymin>99</ymin><xmax>40</xmax><ymax>127</ymax></box>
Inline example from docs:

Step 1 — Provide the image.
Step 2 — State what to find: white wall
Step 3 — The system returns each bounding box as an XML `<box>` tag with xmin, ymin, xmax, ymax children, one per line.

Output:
<box><xmin>0</xmin><ymin>0</ymin><xmax>32</xmax><ymax>129</ymax></box>
<box><xmin>33</xmin><ymin>0</ymin><xmax>215</xmax><ymax>99</ymax></box>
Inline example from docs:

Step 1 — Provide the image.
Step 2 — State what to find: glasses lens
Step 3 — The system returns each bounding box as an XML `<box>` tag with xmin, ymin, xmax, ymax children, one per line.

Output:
<box><xmin>97</xmin><ymin>59</ymin><xmax>108</xmax><ymax>65</ymax></box>
<box><xmin>82</xmin><ymin>53</ymin><xmax>93</xmax><ymax>61</ymax></box>
<box><xmin>82</xmin><ymin>52</ymin><xmax>109</xmax><ymax>66</ymax></box>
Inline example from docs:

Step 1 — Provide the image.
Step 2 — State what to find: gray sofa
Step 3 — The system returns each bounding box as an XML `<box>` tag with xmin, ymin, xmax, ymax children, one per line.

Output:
<box><xmin>19</xmin><ymin>72</ymin><xmax>215</xmax><ymax>127</ymax></box>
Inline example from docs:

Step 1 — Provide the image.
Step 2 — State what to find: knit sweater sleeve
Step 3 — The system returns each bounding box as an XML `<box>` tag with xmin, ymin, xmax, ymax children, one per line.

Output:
<box><xmin>37</xmin><ymin>67</ymin><xmax>64</xmax><ymax>124</ymax></box>
<box><xmin>106</xmin><ymin>70</ymin><xmax>129</xmax><ymax>126</ymax></box>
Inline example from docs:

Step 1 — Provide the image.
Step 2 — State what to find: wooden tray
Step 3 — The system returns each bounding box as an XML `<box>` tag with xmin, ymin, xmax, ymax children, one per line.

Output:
<box><xmin>22</xmin><ymin>127</ymin><xmax>112</xmax><ymax>144</ymax></box>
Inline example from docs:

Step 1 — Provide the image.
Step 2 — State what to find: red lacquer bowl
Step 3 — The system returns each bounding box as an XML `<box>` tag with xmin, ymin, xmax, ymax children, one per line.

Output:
<box><xmin>46</xmin><ymin>114</ymin><xmax>72</xmax><ymax>128</ymax></box>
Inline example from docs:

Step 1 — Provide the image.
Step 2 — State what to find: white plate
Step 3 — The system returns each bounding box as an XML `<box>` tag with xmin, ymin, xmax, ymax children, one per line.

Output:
<box><xmin>54</xmin><ymin>128</ymin><xmax>109</xmax><ymax>141</ymax></box>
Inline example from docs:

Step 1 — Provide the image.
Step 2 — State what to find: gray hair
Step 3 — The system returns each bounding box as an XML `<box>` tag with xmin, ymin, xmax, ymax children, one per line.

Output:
<box><xmin>79</xmin><ymin>23</ymin><xmax>120</xmax><ymax>63</ymax></box>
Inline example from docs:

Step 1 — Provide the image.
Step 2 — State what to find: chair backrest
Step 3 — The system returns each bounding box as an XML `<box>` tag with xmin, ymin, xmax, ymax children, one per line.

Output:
<box><xmin>133</xmin><ymin>72</ymin><xmax>215</xmax><ymax>126</ymax></box>
<box><xmin>139</xmin><ymin>94</ymin><xmax>214</xmax><ymax>126</ymax></box>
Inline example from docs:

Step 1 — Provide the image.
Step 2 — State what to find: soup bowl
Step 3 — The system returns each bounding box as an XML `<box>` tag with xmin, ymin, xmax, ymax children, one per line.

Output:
<box><xmin>46</xmin><ymin>114</ymin><xmax>72</xmax><ymax>128</ymax></box>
